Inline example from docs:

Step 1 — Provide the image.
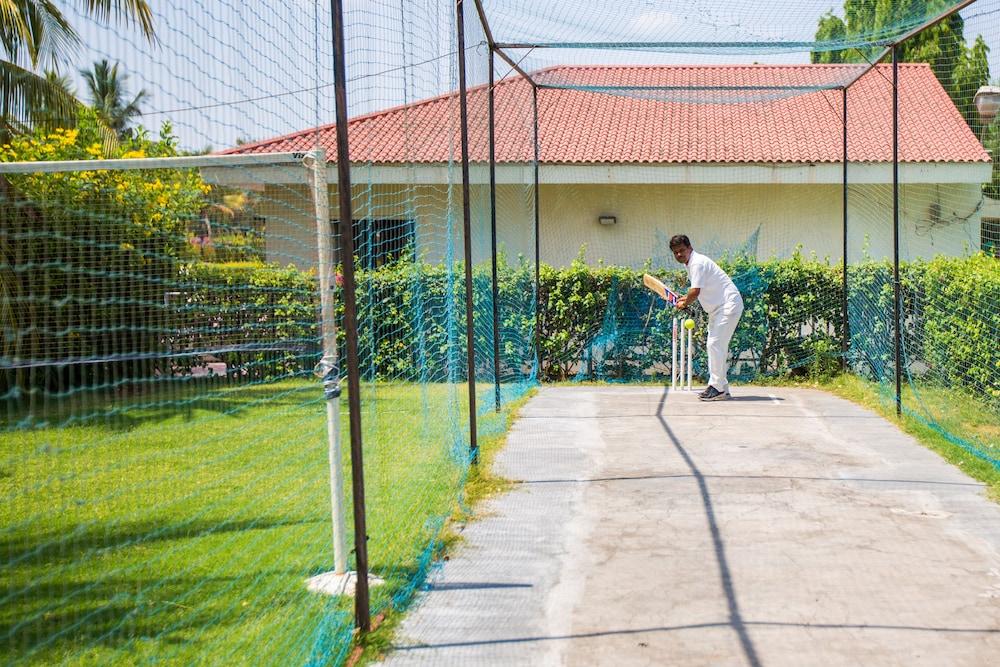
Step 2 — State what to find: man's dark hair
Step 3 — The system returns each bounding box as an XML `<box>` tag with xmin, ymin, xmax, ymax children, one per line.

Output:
<box><xmin>669</xmin><ymin>234</ymin><xmax>691</xmax><ymax>249</ymax></box>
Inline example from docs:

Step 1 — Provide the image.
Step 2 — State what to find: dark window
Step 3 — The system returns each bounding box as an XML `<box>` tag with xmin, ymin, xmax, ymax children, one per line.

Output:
<box><xmin>333</xmin><ymin>219</ymin><xmax>414</xmax><ymax>269</ymax></box>
<box><xmin>983</xmin><ymin>218</ymin><xmax>1000</xmax><ymax>258</ymax></box>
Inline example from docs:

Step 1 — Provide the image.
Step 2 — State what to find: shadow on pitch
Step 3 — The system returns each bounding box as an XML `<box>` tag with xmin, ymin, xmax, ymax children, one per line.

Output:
<box><xmin>654</xmin><ymin>385</ymin><xmax>764</xmax><ymax>666</ymax></box>
<box><xmin>425</xmin><ymin>582</ymin><xmax>533</xmax><ymax>592</ymax></box>
<box><xmin>390</xmin><ymin>619</ymin><xmax>1000</xmax><ymax>652</ymax></box>
<box><xmin>518</xmin><ymin>473</ymin><xmax>982</xmax><ymax>488</ymax></box>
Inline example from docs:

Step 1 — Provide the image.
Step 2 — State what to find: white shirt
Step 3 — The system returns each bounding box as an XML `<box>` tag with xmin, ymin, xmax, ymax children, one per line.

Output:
<box><xmin>686</xmin><ymin>250</ymin><xmax>742</xmax><ymax>313</ymax></box>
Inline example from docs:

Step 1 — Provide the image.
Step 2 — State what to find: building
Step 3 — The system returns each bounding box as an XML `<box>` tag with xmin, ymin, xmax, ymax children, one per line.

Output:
<box><xmin>221</xmin><ymin>64</ymin><xmax>992</xmax><ymax>270</ymax></box>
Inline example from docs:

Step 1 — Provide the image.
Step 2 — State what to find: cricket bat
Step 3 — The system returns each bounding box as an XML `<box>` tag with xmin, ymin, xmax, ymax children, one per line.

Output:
<box><xmin>642</xmin><ymin>273</ymin><xmax>680</xmax><ymax>305</ymax></box>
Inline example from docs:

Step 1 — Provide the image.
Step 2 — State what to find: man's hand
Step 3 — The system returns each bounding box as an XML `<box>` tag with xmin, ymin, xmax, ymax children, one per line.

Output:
<box><xmin>676</xmin><ymin>287</ymin><xmax>700</xmax><ymax>309</ymax></box>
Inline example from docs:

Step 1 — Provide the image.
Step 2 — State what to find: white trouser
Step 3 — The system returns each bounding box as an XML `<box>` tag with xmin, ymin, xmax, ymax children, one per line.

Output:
<box><xmin>706</xmin><ymin>297</ymin><xmax>744</xmax><ymax>392</ymax></box>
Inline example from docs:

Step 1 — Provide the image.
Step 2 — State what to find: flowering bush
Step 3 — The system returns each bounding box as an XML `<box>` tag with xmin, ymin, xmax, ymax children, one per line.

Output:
<box><xmin>1</xmin><ymin>110</ymin><xmax>211</xmax><ymax>392</ymax></box>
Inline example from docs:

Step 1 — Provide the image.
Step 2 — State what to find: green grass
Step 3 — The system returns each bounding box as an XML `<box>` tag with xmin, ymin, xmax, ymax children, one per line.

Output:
<box><xmin>763</xmin><ymin>374</ymin><xmax>1000</xmax><ymax>502</ymax></box>
<box><xmin>1</xmin><ymin>379</ymin><xmax>527</xmax><ymax>665</ymax></box>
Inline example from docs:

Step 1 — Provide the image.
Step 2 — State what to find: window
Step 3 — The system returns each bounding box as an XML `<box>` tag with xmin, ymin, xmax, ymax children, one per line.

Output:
<box><xmin>333</xmin><ymin>218</ymin><xmax>414</xmax><ymax>269</ymax></box>
<box><xmin>983</xmin><ymin>218</ymin><xmax>1000</xmax><ymax>258</ymax></box>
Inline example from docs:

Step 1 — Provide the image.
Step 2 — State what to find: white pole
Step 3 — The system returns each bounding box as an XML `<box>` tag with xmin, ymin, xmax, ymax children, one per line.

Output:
<box><xmin>672</xmin><ymin>317</ymin><xmax>677</xmax><ymax>390</ymax></box>
<box><xmin>682</xmin><ymin>320</ymin><xmax>688</xmax><ymax>391</ymax></box>
<box><xmin>687</xmin><ymin>324</ymin><xmax>693</xmax><ymax>390</ymax></box>
<box><xmin>307</xmin><ymin>149</ymin><xmax>348</xmax><ymax>575</ymax></box>
<box><xmin>679</xmin><ymin>319</ymin><xmax>686</xmax><ymax>391</ymax></box>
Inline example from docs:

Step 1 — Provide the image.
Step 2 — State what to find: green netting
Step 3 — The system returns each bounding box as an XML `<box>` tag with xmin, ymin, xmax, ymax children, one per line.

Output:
<box><xmin>3</xmin><ymin>0</ymin><xmax>1000</xmax><ymax>664</ymax></box>
<box><xmin>478</xmin><ymin>0</ymin><xmax>976</xmax><ymax>54</ymax></box>
<box><xmin>1</xmin><ymin>4</ymin><xmax>538</xmax><ymax>661</ymax></box>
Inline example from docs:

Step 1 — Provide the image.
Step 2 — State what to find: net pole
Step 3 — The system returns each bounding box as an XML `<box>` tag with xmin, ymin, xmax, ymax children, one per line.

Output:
<box><xmin>308</xmin><ymin>150</ymin><xmax>348</xmax><ymax>576</ymax></box>
<box><xmin>841</xmin><ymin>87</ymin><xmax>849</xmax><ymax>371</ymax></box>
<box><xmin>892</xmin><ymin>46</ymin><xmax>902</xmax><ymax>418</ymax></box>
<box><xmin>533</xmin><ymin>85</ymin><xmax>540</xmax><ymax>370</ymax></box>
<box><xmin>489</xmin><ymin>47</ymin><xmax>501</xmax><ymax>412</ymax></box>
<box><xmin>457</xmin><ymin>0</ymin><xmax>479</xmax><ymax>462</ymax></box>
<box><xmin>331</xmin><ymin>0</ymin><xmax>370</xmax><ymax>631</ymax></box>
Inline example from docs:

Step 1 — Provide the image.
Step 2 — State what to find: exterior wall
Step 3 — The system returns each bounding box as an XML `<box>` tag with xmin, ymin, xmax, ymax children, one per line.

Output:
<box><xmin>263</xmin><ymin>181</ymin><xmax>985</xmax><ymax>271</ymax></box>
<box><xmin>260</xmin><ymin>185</ymin><xmax>317</xmax><ymax>269</ymax></box>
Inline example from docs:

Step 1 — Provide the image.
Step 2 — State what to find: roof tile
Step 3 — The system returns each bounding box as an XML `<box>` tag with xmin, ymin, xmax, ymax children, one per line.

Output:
<box><xmin>227</xmin><ymin>64</ymin><xmax>989</xmax><ymax>164</ymax></box>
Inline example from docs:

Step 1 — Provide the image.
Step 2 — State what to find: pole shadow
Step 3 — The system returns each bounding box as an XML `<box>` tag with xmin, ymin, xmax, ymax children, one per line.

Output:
<box><xmin>655</xmin><ymin>386</ymin><xmax>763</xmax><ymax>667</ymax></box>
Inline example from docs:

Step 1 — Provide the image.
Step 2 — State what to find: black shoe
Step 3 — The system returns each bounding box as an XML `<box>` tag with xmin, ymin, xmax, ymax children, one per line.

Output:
<box><xmin>698</xmin><ymin>387</ymin><xmax>710</xmax><ymax>398</ymax></box>
<box><xmin>699</xmin><ymin>386</ymin><xmax>729</xmax><ymax>401</ymax></box>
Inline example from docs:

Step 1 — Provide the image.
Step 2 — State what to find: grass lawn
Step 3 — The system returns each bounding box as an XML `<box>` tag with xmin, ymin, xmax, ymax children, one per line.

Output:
<box><xmin>1</xmin><ymin>378</ymin><xmax>524</xmax><ymax>665</ymax></box>
<box><xmin>778</xmin><ymin>374</ymin><xmax>1000</xmax><ymax>501</ymax></box>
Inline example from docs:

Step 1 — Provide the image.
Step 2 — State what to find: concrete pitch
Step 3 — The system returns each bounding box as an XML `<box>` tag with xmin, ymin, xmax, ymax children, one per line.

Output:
<box><xmin>379</xmin><ymin>386</ymin><xmax>1000</xmax><ymax>666</ymax></box>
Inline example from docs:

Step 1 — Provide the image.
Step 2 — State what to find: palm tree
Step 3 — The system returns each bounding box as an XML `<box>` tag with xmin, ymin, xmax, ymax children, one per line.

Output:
<box><xmin>1</xmin><ymin>1</ymin><xmax>154</xmax><ymax>137</ymax></box>
<box><xmin>28</xmin><ymin>69</ymin><xmax>75</xmax><ymax>127</ymax></box>
<box><xmin>81</xmin><ymin>59</ymin><xmax>147</xmax><ymax>138</ymax></box>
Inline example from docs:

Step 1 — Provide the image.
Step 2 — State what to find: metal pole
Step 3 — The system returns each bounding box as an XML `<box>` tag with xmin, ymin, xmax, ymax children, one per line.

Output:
<box><xmin>457</xmin><ymin>0</ymin><xmax>479</xmax><ymax>462</ymax></box>
<box><xmin>330</xmin><ymin>0</ymin><xmax>370</xmax><ymax>631</ymax></box>
<box><xmin>533</xmin><ymin>85</ymin><xmax>541</xmax><ymax>369</ymax></box>
<box><xmin>489</xmin><ymin>48</ymin><xmax>501</xmax><ymax>412</ymax></box>
<box><xmin>892</xmin><ymin>46</ymin><xmax>902</xmax><ymax>417</ymax></box>
<box><xmin>841</xmin><ymin>87</ymin><xmax>849</xmax><ymax>371</ymax></box>
<box><xmin>308</xmin><ymin>150</ymin><xmax>347</xmax><ymax>576</ymax></box>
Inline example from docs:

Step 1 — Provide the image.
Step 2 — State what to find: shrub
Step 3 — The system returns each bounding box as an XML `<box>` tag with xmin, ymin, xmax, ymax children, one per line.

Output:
<box><xmin>907</xmin><ymin>254</ymin><xmax>1000</xmax><ymax>403</ymax></box>
<box><xmin>1</xmin><ymin>111</ymin><xmax>209</xmax><ymax>393</ymax></box>
<box><xmin>177</xmin><ymin>262</ymin><xmax>319</xmax><ymax>381</ymax></box>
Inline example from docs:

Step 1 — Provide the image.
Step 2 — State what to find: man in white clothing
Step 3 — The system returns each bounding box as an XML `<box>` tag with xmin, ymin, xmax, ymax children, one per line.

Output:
<box><xmin>670</xmin><ymin>235</ymin><xmax>744</xmax><ymax>401</ymax></box>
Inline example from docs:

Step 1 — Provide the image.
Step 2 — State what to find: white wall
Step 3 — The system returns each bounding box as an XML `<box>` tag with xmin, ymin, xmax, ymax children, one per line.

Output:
<box><xmin>262</xmin><ymin>181</ymin><xmax>986</xmax><ymax>271</ymax></box>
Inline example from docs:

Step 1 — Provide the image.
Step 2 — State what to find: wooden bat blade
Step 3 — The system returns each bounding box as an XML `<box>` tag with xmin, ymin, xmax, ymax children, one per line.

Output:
<box><xmin>642</xmin><ymin>273</ymin><xmax>666</xmax><ymax>300</ymax></box>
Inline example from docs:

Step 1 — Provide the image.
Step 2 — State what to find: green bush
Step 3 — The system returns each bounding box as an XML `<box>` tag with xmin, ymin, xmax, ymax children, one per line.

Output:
<box><xmin>907</xmin><ymin>254</ymin><xmax>1000</xmax><ymax>402</ymax></box>
<box><xmin>313</xmin><ymin>252</ymin><xmax>996</xmax><ymax>391</ymax></box>
<box><xmin>177</xmin><ymin>262</ymin><xmax>319</xmax><ymax>380</ymax></box>
<box><xmin>1</xmin><ymin>111</ymin><xmax>209</xmax><ymax>393</ymax></box>
<box><xmin>7</xmin><ymin>199</ymin><xmax>995</xmax><ymax>401</ymax></box>
<box><xmin>756</xmin><ymin>250</ymin><xmax>843</xmax><ymax>377</ymax></box>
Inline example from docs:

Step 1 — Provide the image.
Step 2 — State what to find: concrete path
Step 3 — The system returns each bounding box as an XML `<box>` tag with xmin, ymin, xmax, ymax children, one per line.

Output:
<box><xmin>380</xmin><ymin>386</ymin><xmax>1000</xmax><ymax>666</ymax></box>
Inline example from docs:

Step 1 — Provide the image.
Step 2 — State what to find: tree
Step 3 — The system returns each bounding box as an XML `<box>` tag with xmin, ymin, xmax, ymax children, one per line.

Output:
<box><xmin>27</xmin><ymin>69</ymin><xmax>76</xmax><ymax>128</ymax></box>
<box><xmin>80</xmin><ymin>59</ymin><xmax>148</xmax><ymax>138</ymax></box>
<box><xmin>983</xmin><ymin>96</ymin><xmax>1000</xmax><ymax>200</ymax></box>
<box><xmin>1</xmin><ymin>1</ymin><xmax>154</xmax><ymax>138</ymax></box>
<box><xmin>812</xmin><ymin>2</ymin><xmax>996</xmax><ymax>198</ymax></box>
<box><xmin>810</xmin><ymin>1</ymin><xmax>990</xmax><ymax>130</ymax></box>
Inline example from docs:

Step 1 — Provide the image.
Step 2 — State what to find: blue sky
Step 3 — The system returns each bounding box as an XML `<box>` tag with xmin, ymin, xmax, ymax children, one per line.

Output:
<box><xmin>61</xmin><ymin>0</ymin><xmax>1000</xmax><ymax>152</ymax></box>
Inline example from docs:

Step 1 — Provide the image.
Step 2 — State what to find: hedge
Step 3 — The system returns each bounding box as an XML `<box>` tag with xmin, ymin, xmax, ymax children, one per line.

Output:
<box><xmin>6</xmin><ymin>250</ymin><xmax>997</xmax><ymax>406</ymax></box>
<box><xmin>173</xmin><ymin>261</ymin><xmax>320</xmax><ymax>381</ymax></box>
<box><xmin>1</xmin><ymin>113</ymin><xmax>209</xmax><ymax>394</ymax></box>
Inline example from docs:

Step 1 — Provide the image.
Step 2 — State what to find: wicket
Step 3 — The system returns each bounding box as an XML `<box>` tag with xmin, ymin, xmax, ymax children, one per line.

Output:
<box><xmin>671</xmin><ymin>317</ymin><xmax>693</xmax><ymax>391</ymax></box>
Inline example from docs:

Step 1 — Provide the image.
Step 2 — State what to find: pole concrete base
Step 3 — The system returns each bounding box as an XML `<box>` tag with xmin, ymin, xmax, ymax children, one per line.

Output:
<box><xmin>306</xmin><ymin>571</ymin><xmax>385</xmax><ymax>597</ymax></box>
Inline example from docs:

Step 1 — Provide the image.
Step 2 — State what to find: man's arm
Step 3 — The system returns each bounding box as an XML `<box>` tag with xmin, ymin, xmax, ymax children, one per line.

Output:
<box><xmin>676</xmin><ymin>287</ymin><xmax>700</xmax><ymax>309</ymax></box>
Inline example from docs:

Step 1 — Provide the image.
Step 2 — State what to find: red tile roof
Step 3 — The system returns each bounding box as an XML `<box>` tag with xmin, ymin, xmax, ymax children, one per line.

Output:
<box><xmin>227</xmin><ymin>64</ymin><xmax>989</xmax><ymax>164</ymax></box>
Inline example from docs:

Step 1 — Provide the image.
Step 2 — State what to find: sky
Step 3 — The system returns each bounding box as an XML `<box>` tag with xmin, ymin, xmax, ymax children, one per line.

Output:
<box><xmin>60</xmin><ymin>0</ymin><xmax>1000</xmax><ymax>152</ymax></box>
